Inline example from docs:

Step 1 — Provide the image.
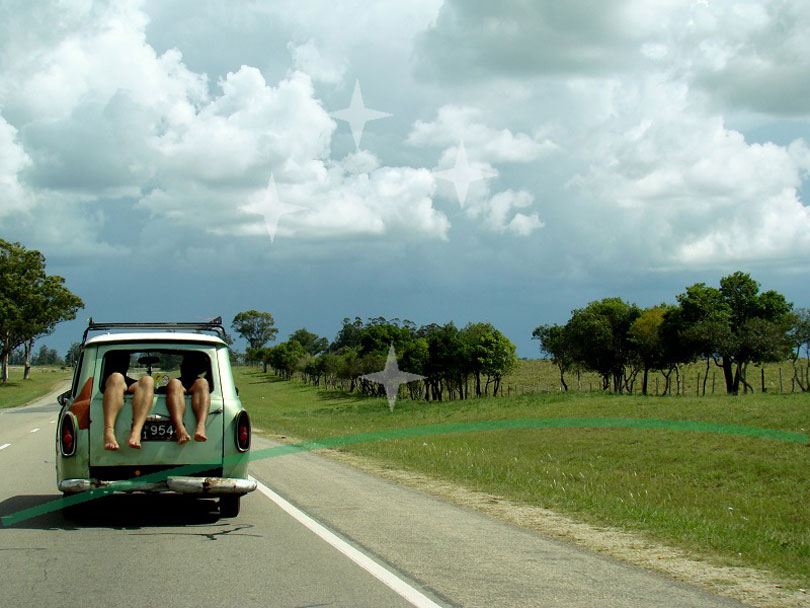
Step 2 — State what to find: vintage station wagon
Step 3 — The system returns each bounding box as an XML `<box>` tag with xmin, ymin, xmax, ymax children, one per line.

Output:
<box><xmin>56</xmin><ymin>318</ymin><xmax>256</xmax><ymax>517</ymax></box>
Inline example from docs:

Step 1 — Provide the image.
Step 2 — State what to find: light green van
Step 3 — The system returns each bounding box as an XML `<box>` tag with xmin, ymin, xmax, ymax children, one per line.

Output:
<box><xmin>56</xmin><ymin>318</ymin><xmax>255</xmax><ymax>517</ymax></box>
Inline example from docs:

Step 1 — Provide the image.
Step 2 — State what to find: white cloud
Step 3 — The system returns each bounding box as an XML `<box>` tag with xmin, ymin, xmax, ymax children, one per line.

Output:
<box><xmin>570</xmin><ymin>78</ymin><xmax>810</xmax><ymax>266</ymax></box>
<box><xmin>408</xmin><ymin>105</ymin><xmax>556</xmax><ymax>163</ymax></box>
<box><xmin>287</xmin><ymin>39</ymin><xmax>346</xmax><ymax>84</ymax></box>
<box><xmin>466</xmin><ymin>189</ymin><xmax>544</xmax><ymax>237</ymax></box>
<box><xmin>0</xmin><ymin>116</ymin><xmax>32</xmax><ymax>218</ymax></box>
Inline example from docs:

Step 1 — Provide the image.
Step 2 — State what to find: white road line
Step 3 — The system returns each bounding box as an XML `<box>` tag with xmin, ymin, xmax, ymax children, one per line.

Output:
<box><xmin>50</xmin><ymin>420</ymin><xmax>56</xmax><ymax>424</ymax></box>
<box><xmin>30</xmin><ymin>428</ymin><xmax>40</xmax><ymax>433</ymax></box>
<box><xmin>250</xmin><ymin>476</ymin><xmax>444</xmax><ymax>608</ymax></box>
<box><xmin>0</xmin><ymin>443</ymin><xmax>10</xmax><ymax>451</ymax></box>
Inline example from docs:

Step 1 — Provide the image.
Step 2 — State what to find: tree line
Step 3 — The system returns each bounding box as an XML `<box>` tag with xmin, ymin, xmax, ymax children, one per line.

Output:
<box><xmin>533</xmin><ymin>271</ymin><xmax>808</xmax><ymax>396</ymax></box>
<box><xmin>230</xmin><ymin>311</ymin><xmax>519</xmax><ymax>402</ymax></box>
<box><xmin>0</xmin><ymin>240</ymin><xmax>83</xmax><ymax>383</ymax></box>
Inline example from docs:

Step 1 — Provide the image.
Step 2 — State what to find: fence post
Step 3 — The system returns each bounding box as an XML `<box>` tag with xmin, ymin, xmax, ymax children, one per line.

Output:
<box><xmin>779</xmin><ymin>367</ymin><xmax>783</xmax><ymax>393</ymax></box>
<box><xmin>761</xmin><ymin>368</ymin><xmax>766</xmax><ymax>393</ymax></box>
<box><xmin>712</xmin><ymin>372</ymin><xmax>716</xmax><ymax>394</ymax></box>
<box><xmin>697</xmin><ymin>373</ymin><xmax>700</xmax><ymax>396</ymax></box>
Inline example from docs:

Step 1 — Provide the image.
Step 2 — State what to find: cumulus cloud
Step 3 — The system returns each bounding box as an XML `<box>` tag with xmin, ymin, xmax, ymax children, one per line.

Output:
<box><xmin>287</xmin><ymin>39</ymin><xmax>346</xmax><ymax>84</ymax></box>
<box><xmin>0</xmin><ymin>116</ymin><xmax>32</xmax><ymax>217</ymax></box>
<box><xmin>684</xmin><ymin>1</ymin><xmax>810</xmax><ymax>115</ymax></box>
<box><xmin>472</xmin><ymin>190</ymin><xmax>544</xmax><ymax>237</ymax></box>
<box><xmin>570</xmin><ymin>79</ymin><xmax>810</xmax><ymax>266</ymax></box>
<box><xmin>408</xmin><ymin>105</ymin><xmax>557</xmax><ymax>163</ymax></box>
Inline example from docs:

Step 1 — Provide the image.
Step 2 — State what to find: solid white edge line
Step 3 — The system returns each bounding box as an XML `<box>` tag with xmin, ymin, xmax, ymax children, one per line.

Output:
<box><xmin>30</xmin><ymin>428</ymin><xmax>40</xmax><ymax>433</ymax></box>
<box><xmin>0</xmin><ymin>443</ymin><xmax>10</xmax><ymax>451</ymax></box>
<box><xmin>250</xmin><ymin>475</ymin><xmax>444</xmax><ymax>608</ymax></box>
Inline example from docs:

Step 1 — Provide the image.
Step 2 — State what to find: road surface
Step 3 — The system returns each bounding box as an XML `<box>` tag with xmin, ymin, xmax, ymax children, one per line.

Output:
<box><xmin>0</xmin><ymin>388</ymin><xmax>746</xmax><ymax>607</ymax></box>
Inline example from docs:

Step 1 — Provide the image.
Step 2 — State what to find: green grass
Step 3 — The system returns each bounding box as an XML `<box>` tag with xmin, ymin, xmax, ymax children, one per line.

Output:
<box><xmin>234</xmin><ymin>364</ymin><xmax>810</xmax><ymax>587</ymax></box>
<box><xmin>0</xmin><ymin>366</ymin><xmax>72</xmax><ymax>409</ymax></box>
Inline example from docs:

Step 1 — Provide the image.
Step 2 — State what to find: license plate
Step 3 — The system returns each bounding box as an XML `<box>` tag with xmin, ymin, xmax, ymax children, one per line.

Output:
<box><xmin>141</xmin><ymin>420</ymin><xmax>176</xmax><ymax>441</ymax></box>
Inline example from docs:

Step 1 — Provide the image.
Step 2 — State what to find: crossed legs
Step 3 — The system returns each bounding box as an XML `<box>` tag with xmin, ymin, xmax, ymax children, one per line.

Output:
<box><xmin>166</xmin><ymin>378</ymin><xmax>209</xmax><ymax>444</ymax></box>
<box><xmin>102</xmin><ymin>374</ymin><xmax>155</xmax><ymax>450</ymax></box>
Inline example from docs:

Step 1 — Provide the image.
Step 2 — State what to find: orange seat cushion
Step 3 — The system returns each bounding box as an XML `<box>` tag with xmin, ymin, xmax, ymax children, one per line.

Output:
<box><xmin>68</xmin><ymin>376</ymin><xmax>93</xmax><ymax>430</ymax></box>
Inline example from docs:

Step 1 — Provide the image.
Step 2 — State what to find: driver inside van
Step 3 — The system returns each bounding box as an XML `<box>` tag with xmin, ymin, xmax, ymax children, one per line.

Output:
<box><xmin>101</xmin><ymin>351</ymin><xmax>155</xmax><ymax>451</ymax></box>
<box><xmin>166</xmin><ymin>351</ymin><xmax>211</xmax><ymax>444</ymax></box>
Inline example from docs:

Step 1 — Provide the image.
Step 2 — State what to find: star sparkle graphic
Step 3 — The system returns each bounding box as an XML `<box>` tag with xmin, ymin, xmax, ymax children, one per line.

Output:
<box><xmin>433</xmin><ymin>141</ymin><xmax>497</xmax><ymax>208</ymax></box>
<box><xmin>330</xmin><ymin>80</ymin><xmax>392</xmax><ymax>150</ymax></box>
<box><xmin>242</xmin><ymin>174</ymin><xmax>304</xmax><ymax>244</ymax></box>
<box><xmin>360</xmin><ymin>344</ymin><xmax>425</xmax><ymax>412</ymax></box>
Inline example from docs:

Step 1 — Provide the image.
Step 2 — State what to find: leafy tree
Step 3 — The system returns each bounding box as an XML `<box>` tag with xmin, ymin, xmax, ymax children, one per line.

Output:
<box><xmin>289</xmin><ymin>328</ymin><xmax>329</xmax><ymax>356</ymax></box>
<box><xmin>330</xmin><ymin>317</ymin><xmax>365</xmax><ymax>352</ymax></box>
<box><xmin>790</xmin><ymin>308</ymin><xmax>810</xmax><ymax>392</ymax></box>
<box><xmin>627</xmin><ymin>305</ymin><xmax>676</xmax><ymax>395</ymax></box>
<box><xmin>460</xmin><ymin>322</ymin><xmax>518</xmax><ymax>397</ymax></box>
<box><xmin>532</xmin><ymin>324</ymin><xmax>575</xmax><ymax>391</ymax></box>
<box><xmin>231</xmin><ymin>310</ymin><xmax>278</xmax><ymax>349</ymax></box>
<box><xmin>0</xmin><ymin>240</ymin><xmax>83</xmax><ymax>383</ymax></box>
<box><xmin>32</xmin><ymin>344</ymin><xmax>62</xmax><ymax>366</ymax></box>
<box><xmin>65</xmin><ymin>342</ymin><xmax>82</xmax><ymax>367</ymax></box>
<box><xmin>565</xmin><ymin>298</ymin><xmax>641</xmax><ymax>393</ymax></box>
<box><xmin>268</xmin><ymin>341</ymin><xmax>307</xmax><ymax>379</ymax></box>
<box><xmin>673</xmin><ymin>272</ymin><xmax>792</xmax><ymax>394</ymax></box>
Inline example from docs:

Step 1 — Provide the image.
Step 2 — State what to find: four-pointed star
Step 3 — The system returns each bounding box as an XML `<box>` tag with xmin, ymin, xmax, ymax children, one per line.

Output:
<box><xmin>360</xmin><ymin>344</ymin><xmax>425</xmax><ymax>411</ymax></box>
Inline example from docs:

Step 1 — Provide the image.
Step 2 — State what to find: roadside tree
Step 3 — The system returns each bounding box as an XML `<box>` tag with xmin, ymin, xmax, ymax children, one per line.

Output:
<box><xmin>565</xmin><ymin>298</ymin><xmax>641</xmax><ymax>393</ymax></box>
<box><xmin>673</xmin><ymin>272</ymin><xmax>792</xmax><ymax>394</ymax></box>
<box><xmin>0</xmin><ymin>240</ymin><xmax>83</xmax><ymax>383</ymax></box>
<box><xmin>231</xmin><ymin>310</ymin><xmax>278</xmax><ymax>350</ymax></box>
<box><xmin>532</xmin><ymin>323</ymin><xmax>575</xmax><ymax>391</ymax></box>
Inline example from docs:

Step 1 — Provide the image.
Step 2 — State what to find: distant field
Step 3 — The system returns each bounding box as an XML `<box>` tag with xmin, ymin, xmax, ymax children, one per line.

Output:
<box><xmin>235</xmin><ymin>364</ymin><xmax>810</xmax><ymax>589</ymax></box>
<box><xmin>0</xmin><ymin>366</ymin><xmax>72</xmax><ymax>409</ymax></box>
<box><xmin>504</xmin><ymin>358</ymin><xmax>802</xmax><ymax>396</ymax></box>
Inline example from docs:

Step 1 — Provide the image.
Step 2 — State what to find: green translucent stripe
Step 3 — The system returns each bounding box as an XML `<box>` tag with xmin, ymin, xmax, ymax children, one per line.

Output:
<box><xmin>3</xmin><ymin>418</ymin><xmax>807</xmax><ymax>526</ymax></box>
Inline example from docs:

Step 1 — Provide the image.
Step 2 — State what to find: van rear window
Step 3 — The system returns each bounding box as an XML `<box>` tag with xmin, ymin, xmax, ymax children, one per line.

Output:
<box><xmin>99</xmin><ymin>349</ymin><xmax>215</xmax><ymax>393</ymax></box>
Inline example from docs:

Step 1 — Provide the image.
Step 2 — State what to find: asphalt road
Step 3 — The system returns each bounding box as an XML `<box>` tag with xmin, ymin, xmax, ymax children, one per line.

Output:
<box><xmin>0</xmin><ymin>388</ymin><xmax>747</xmax><ymax>608</ymax></box>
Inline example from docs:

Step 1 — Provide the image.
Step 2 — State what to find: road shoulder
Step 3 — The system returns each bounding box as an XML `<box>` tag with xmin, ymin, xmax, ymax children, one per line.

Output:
<box><xmin>250</xmin><ymin>432</ymin><xmax>769</xmax><ymax>608</ymax></box>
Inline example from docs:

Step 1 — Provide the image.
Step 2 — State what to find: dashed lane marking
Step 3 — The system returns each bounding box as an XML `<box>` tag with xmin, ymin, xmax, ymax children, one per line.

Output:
<box><xmin>0</xmin><ymin>444</ymin><xmax>10</xmax><ymax>451</ymax></box>
<box><xmin>30</xmin><ymin>428</ymin><xmax>40</xmax><ymax>433</ymax></box>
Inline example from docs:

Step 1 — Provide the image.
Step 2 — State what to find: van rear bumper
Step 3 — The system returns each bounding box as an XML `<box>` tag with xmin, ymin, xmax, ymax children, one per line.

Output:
<box><xmin>59</xmin><ymin>477</ymin><xmax>257</xmax><ymax>495</ymax></box>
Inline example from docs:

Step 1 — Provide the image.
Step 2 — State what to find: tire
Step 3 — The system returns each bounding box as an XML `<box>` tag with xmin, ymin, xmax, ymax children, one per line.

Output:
<box><xmin>219</xmin><ymin>495</ymin><xmax>240</xmax><ymax>518</ymax></box>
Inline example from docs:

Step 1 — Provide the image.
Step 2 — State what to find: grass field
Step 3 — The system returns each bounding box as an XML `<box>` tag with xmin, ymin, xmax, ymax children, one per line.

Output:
<box><xmin>0</xmin><ymin>366</ymin><xmax>72</xmax><ymax>409</ymax></box>
<box><xmin>235</xmin><ymin>362</ymin><xmax>810</xmax><ymax>588</ymax></box>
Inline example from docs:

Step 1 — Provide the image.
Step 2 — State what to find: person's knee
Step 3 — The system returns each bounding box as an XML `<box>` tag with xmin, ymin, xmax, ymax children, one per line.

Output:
<box><xmin>105</xmin><ymin>373</ymin><xmax>125</xmax><ymax>392</ymax></box>
<box><xmin>137</xmin><ymin>375</ymin><xmax>155</xmax><ymax>391</ymax></box>
<box><xmin>192</xmin><ymin>378</ymin><xmax>209</xmax><ymax>394</ymax></box>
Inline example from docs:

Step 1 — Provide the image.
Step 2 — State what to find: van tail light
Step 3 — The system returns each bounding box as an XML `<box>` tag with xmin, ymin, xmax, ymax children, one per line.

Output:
<box><xmin>235</xmin><ymin>410</ymin><xmax>251</xmax><ymax>452</ymax></box>
<box><xmin>60</xmin><ymin>413</ymin><xmax>77</xmax><ymax>457</ymax></box>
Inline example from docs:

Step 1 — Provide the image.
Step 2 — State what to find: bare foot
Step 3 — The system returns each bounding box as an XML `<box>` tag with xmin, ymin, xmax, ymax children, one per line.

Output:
<box><xmin>176</xmin><ymin>424</ymin><xmax>191</xmax><ymax>445</ymax></box>
<box><xmin>103</xmin><ymin>427</ymin><xmax>119</xmax><ymax>451</ymax></box>
<box><xmin>127</xmin><ymin>430</ymin><xmax>142</xmax><ymax>449</ymax></box>
<box><xmin>194</xmin><ymin>426</ymin><xmax>207</xmax><ymax>442</ymax></box>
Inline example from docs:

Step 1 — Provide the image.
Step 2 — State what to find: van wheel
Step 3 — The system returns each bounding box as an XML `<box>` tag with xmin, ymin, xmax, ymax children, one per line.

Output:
<box><xmin>219</xmin><ymin>495</ymin><xmax>240</xmax><ymax>518</ymax></box>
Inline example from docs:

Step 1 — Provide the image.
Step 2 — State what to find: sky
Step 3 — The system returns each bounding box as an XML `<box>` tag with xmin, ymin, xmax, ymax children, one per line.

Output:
<box><xmin>2</xmin><ymin>0</ymin><xmax>810</xmax><ymax>358</ymax></box>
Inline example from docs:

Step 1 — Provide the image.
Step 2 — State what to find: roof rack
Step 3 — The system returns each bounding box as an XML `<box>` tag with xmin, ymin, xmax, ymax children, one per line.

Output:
<box><xmin>82</xmin><ymin>316</ymin><xmax>226</xmax><ymax>344</ymax></box>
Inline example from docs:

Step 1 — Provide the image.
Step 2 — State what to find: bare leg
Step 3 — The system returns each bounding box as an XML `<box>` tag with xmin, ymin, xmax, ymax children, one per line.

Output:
<box><xmin>166</xmin><ymin>379</ymin><xmax>191</xmax><ymax>444</ymax></box>
<box><xmin>190</xmin><ymin>378</ymin><xmax>210</xmax><ymax>441</ymax></box>
<box><xmin>127</xmin><ymin>376</ymin><xmax>155</xmax><ymax>449</ymax></box>
<box><xmin>102</xmin><ymin>374</ymin><xmax>126</xmax><ymax>451</ymax></box>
